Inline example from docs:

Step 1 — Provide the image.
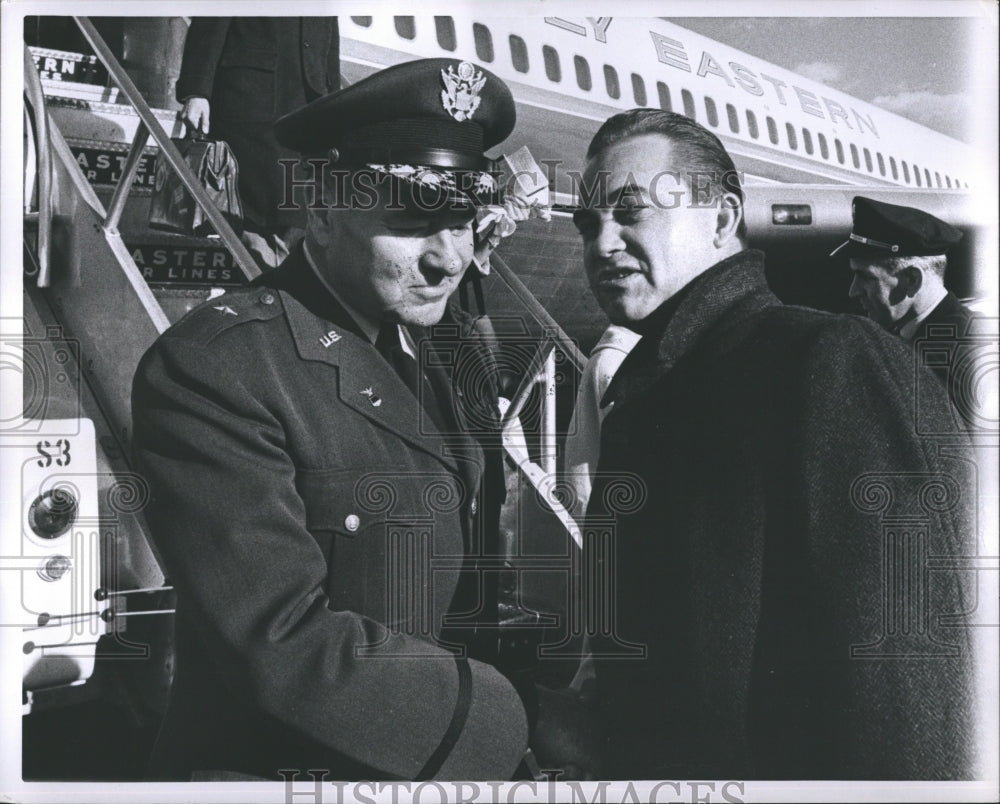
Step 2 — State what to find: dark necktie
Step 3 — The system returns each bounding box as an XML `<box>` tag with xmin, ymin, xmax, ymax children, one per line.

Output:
<box><xmin>376</xmin><ymin>323</ymin><xmax>448</xmax><ymax>431</ymax></box>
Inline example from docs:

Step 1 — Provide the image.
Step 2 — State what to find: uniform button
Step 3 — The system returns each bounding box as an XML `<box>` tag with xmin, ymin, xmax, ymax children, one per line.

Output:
<box><xmin>344</xmin><ymin>514</ymin><xmax>361</xmax><ymax>532</ymax></box>
<box><xmin>304</xmin><ymin>41</ymin><xmax>311</xmax><ymax>48</ymax></box>
<box><xmin>470</xmin><ymin>497</ymin><xmax>478</xmax><ymax>516</ymax></box>
<box><xmin>259</xmin><ymin>293</ymin><xmax>275</xmax><ymax>305</ymax></box>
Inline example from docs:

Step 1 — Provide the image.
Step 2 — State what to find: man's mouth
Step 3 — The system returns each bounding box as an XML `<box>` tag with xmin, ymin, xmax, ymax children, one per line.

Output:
<box><xmin>594</xmin><ymin>266</ymin><xmax>642</xmax><ymax>286</ymax></box>
<box><xmin>409</xmin><ymin>284</ymin><xmax>452</xmax><ymax>300</ymax></box>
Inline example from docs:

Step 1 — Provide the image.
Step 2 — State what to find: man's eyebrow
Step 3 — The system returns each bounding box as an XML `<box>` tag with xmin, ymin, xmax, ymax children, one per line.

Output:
<box><xmin>575</xmin><ymin>183</ymin><xmax>652</xmax><ymax>212</ymax></box>
<box><xmin>611</xmin><ymin>182</ymin><xmax>651</xmax><ymax>201</ymax></box>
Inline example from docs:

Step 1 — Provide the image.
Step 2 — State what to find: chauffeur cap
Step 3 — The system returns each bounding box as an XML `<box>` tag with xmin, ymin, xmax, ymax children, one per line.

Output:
<box><xmin>274</xmin><ymin>58</ymin><xmax>516</xmax><ymax>205</ymax></box>
<box><xmin>830</xmin><ymin>196</ymin><xmax>964</xmax><ymax>258</ymax></box>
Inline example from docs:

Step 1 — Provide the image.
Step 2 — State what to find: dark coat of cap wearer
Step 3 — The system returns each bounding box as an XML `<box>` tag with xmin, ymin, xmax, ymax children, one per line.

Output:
<box><xmin>831</xmin><ymin>196</ymin><xmax>964</xmax><ymax>258</ymax></box>
<box><xmin>274</xmin><ymin>58</ymin><xmax>515</xmax><ymax>206</ymax></box>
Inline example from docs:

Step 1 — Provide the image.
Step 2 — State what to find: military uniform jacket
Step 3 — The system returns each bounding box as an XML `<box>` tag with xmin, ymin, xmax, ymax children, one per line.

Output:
<box><xmin>175</xmin><ymin>17</ymin><xmax>340</xmax><ymax>230</ymax></box>
<box><xmin>589</xmin><ymin>250</ymin><xmax>976</xmax><ymax>780</ymax></box>
<box><xmin>132</xmin><ymin>249</ymin><xmax>527</xmax><ymax>780</ymax></box>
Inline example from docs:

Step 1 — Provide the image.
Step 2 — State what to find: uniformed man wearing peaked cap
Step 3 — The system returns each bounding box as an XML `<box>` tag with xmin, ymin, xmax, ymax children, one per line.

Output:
<box><xmin>132</xmin><ymin>59</ymin><xmax>535</xmax><ymax>781</ymax></box>
<box><xmin>836</xmin><ymin>196</ymin><xmax>972</xmax><ymax>338</ymax></box>
<box><xmin>836</xmin><ymin>196</ymin><xmax>975</xmax><ymax>412</ymax></box>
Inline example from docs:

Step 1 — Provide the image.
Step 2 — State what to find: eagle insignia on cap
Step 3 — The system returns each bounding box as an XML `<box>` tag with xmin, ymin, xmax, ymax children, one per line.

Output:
<box><xmin>441</xmin><ymin>62</ymin><xmax>486</xmax><ymax>122</ymax></box>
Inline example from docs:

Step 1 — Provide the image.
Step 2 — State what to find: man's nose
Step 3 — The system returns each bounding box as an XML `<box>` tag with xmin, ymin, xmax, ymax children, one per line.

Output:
<box><xmin>593</xmin><ymin>215</ymin><xmax>626</xmax><ymax>257</ymax></box>
<box><xmin>421</xmin><ymin>229</ymin><xmax>468</xmax><ymax>276</ymax></box>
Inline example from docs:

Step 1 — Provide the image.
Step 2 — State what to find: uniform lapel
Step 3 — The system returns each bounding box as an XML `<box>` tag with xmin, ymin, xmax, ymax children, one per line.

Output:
<box><xmin>266</xmin><ymin>256</ymin><xmax>462</xmax><ymax>473</ymax></box>
<box><xmin>421</xmin><ymin>340</ymin><xmax>484</xmax><ymax>500</ymax></box>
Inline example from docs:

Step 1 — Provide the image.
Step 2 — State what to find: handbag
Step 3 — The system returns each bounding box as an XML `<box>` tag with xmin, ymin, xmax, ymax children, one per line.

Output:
<box><xmin>148</xmin><ymin>136</ymin><xmax>244</xmax><ymax>237</ymax></box>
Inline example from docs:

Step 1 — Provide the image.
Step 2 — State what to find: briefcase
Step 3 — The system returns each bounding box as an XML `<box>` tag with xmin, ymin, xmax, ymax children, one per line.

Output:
<box><xmin>149</xmin><ymin>137</ymin><xmax>244</xmax><ymax>237</ymax></box>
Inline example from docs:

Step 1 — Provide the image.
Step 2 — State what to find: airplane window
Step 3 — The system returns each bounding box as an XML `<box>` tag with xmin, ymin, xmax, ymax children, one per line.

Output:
<box><xmin>575</xmin><ymin>55</ymin><xmax>592</xmax><ymax>91</ymax></box>
<box><xmin>473</xmin><ymin>23</ymin><xmax>494</xmax><ymax>62</ymax></box>
<box><xmin>876</xmin><ymin>153</ymin><xmax>885</xmax><ymax>176</ymax></box>
<box><xmin>726</xmin><ymin>103</ymin><xmax>739</xmax><ymax>133</ymax></box>
<box><xmin>850</xmin><ymin>144</ymin><xmax>860</xmax><ymax>169</ymax></box>
<box><xmin>350</xmin><ymin>17</ymin><xmax>372</xmax><ymax>27</ymax></box>
<box><xmin>705</xmin><ymin>97</ymin><xmax>719</xmax><ymax>127</ymax></box>
<box><xmin>818</xmin><ymin>133</ymin><xmax>829</xmax><ymax>159</ymax></box>
<box><xmin>863</xmin><ymin>148</ymin><xmax>873</xmax><ymax>172</ymax></box>
<box><xmin>802</xmin><ymin>128</ymin><xmax>813</xmax><ymax>155</ymax></box>
<box><xmin>656</xmin><ymin>81</ymin><xmax>672</xmax><ymax>111</ymax></box>
<box><xmin>785</xmin><ymin>123</ymin><xmax>798</xmax><ymax>150</ymax></box>
<box><xmin>914</xmin><ymin>164</ymin><xmax>922</xmax><ymax>186</ymax></box>
<box><xmin>394</xmin><ymin>17</ymin><xmax>416</xmax><ymax>40</ymax></box>
<box><xmin>604</xmin><ymin>65</ymin><xmax>621</xmax><ymax>99</ymax></box>
<box><xmin>766</xmin><ymin>116</ymin><xmax>778</xmax><ymax>145</ymax></box>
<box><xmin>902</xmin><ymin>161</ymin><xmax>910</xmax><ymax>183</ymax></box>
<box><xmin>682</xmin><ymin>89</ymin><xmax>696</xmax><ymax>120</ymax></box>
<box><xmin>543</xmin><ymin>45</ymin><xmax>561</xmax><ymax>82</ymax></box>
<box><xmin>925</xmin><ymin>168</ymin><xmax>932</xmax><ymax>187</ymax></box>
<box><xmin>632</xmin><ymin>73</ymin><xmax>647</xmax><ymax>106</ymax></box>
<box><xmin>746</xmin><ymin>110</ymin><xmax>759</xmax><ymax>139</ymax></box>
<box><xmin>835</xmin><ymin>139</ymin><xmax>844</xmax><ymax>164</ymax></box>
<box><xmin>509</xmin><ymin>35</ymin><xmax>529</xmax><ymax>73</ymax></box>
<box><xmin>945</xmin><ymin>175</ymin><xmax>952</xmax><ymax>188</ymax></box>
<box><xmin>889</xmin><ymin>156</ymin><xmax>898</xmax><ymax>180</ymax></box>
<box><xmin>934</xmin><ymin>171</ymin><xmax>941</xmax><ymax>188</ymax></box>
<box><xmin>435</xmin><ymin>17</ymin><xmax>457</xmax><ymax>51</ymax></box>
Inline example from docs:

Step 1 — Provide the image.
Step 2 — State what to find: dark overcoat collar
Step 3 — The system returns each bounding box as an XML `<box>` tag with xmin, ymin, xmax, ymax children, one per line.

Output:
<box><xmin>604</xmin><ymin>249</ymin><xmax>779</xmax><ymax>408</ymax></box>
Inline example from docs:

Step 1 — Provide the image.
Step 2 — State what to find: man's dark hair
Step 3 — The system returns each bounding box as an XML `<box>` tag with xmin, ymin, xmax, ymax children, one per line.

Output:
<box><xmin>587</xmin><ymin>109</ymin><xmax>747</xmax><ymax>240</ymax></box>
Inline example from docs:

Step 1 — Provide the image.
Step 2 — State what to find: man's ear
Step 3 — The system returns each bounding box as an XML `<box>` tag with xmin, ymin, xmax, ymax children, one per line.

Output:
<box><xmin>900</xmin><ymin>264</ymin><xmax>924</xmax><ymax>298</ymax></box>
<box><xmin>714</xmin><ymin>192</ymin><xmax>743</xmax><ymax>248</ymax></box>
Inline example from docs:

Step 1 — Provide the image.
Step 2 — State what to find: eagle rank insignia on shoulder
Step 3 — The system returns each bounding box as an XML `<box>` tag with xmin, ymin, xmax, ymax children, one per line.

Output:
<box><xmin>441</xmin><ymin>61</ymin><xmax>486</xmax><ymax>122</ymax></box>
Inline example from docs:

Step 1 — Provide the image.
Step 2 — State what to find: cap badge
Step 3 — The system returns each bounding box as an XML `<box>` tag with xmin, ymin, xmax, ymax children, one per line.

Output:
<box><xmin>441</xmin><ymin>62</ymin><xmax>486</xmax><ymax>122</ymax></box>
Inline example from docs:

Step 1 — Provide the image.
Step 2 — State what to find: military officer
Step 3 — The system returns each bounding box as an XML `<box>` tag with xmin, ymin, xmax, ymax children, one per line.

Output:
<box><xmin>132</xmin><ymin>59</ymin><xmax>532</xmax><ymax>781</ymax></box>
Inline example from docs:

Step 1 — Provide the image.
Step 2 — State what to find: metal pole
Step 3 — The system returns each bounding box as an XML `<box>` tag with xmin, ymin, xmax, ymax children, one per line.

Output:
<box><xmin>541</xmin><ymin>349</ymin><xmax>557</xmax><ymax>476</ymax></box>
<box><xmin>489</xmin><ymin>252</ymin><xmax>586</xmax><ymax>371</ymax></box>
<box><xmin>23</xmin><ymin>46</ymin><xmax>52</xmax><ymax>286</ymax></box>
<box><xmin>103</xmin><ymin>123</ymin><xmax>149</xmax><ymax>234</ymax></box>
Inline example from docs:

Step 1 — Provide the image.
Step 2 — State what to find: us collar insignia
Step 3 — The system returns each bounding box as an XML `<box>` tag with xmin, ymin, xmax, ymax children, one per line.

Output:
<box><xmin>213</xmin><ymin>305</ymin><xmax>237</xmax><ymax>316</ymax></box>
<box><xmin>441</xmin><ymin>61</ymin><xmax>486</xmax><ymax>122</ymax></box>
<box><xmin>360</xmin><ymin>387</ymin><xmax>382</xmax><ymax>407</ymax></box>
<box><xmin>319</xmin><ymin>330</ymin><xmax>342</xmax><ymax>348</ymax></box>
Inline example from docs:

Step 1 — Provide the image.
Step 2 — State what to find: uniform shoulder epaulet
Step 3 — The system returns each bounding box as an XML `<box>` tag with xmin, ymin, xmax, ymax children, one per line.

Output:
<box><xmin>163</xmin><ymin>286</ymin><xmax>286</xmax><ymax>345</ymax></box>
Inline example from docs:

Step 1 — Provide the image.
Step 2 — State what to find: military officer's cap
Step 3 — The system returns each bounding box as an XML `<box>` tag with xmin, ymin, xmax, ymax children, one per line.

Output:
<box><xmin>275</xmin><ymin>58</ymin><xmax>515</xmax><ymax>205</ymax></box>
<box><xmin>831</xmin><ymin>196</ymin><xmax>964</xmax><ymax>258</ymax></box>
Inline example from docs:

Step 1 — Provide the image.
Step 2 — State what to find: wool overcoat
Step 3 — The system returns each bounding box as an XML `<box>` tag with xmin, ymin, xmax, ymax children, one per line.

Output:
<box><xmin>175</xmin><ymin>17</ymin><xmax>340</xmax><ymax>230</ymax></box>
<box><xmin>132</xmin><ymin>249</ymin><xmax>527</xmax><ymax>780</ymax></box>
<box><xmin>588</xmin><ymin>250</ymin><xmax>977</xmax><ymax>780</ymax></box>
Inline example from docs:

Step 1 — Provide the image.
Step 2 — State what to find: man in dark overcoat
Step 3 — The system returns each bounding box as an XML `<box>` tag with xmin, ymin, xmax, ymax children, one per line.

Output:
<box><xmin>176</xmin><ymin>17</ymin><xmax>340</xmax><ymax>265</ymax></box>
<box><xmin>133</xmin><ymin>59</ymin><xmax>534</xmax><ymax>781</ymax></box>
<box><xmin>573</xmin><ymin>110</ymin><xmax>979</xmax><ymax>779</ymax></box>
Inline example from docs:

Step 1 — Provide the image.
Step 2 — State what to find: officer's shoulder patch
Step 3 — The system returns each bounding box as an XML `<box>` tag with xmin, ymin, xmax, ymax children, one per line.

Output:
<box><xmin>164</xmin><ymin>286</ymin><xmax>285</xmax><ymax>345</ymax></box>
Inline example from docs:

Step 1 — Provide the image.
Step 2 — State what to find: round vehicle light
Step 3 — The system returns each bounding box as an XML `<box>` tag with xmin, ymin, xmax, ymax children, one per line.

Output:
<box><xmin>27</xmin><ymin>488</ymin><xmax>78</xmax><ymax>539</ymax></box>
